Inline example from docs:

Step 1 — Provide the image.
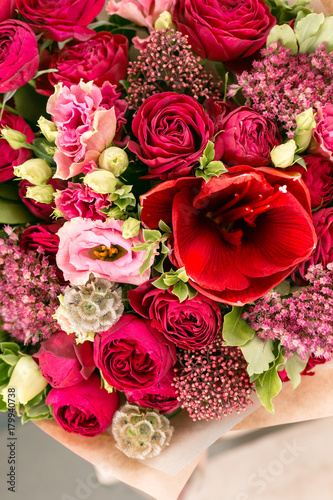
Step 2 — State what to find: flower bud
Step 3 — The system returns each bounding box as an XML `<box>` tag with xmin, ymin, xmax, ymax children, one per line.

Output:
<box><xmin>122</xmin><ymin>217</ymin><xmax>141</xmax><ymax>239</ymax></box>
<box><xmin>99</xmin><ymin>147</ymin><xmax>129</xmax><ymax>177</ymax></box>
<box><xmin>14</xmin><ymin>158</ymin><xmax>53</xmax><ymax>185</ymax></box>
<box><xmin>25</xmin><ymin>184</ymin><xmax>55</xmax><ymax>204</ymax></box>
<box><xmin>294</xmin><ymin>108</ymin><xmax>316</xmax><ymax>153</ymax></box>
<box><xmin>37</xmin><ymin>116</ymin><xmax>58</xmax><ymax>142</ymax></box>
<box><xmin>270</xmin><ymin>140</ymin><xmax>297</xmax><ymax>169</ymax></box>
<box><xmin>154</xmin><ymin>11</ymin><xmax>175</xmax><ymax>30</ymax></box>
<box><xmin>1</xmin><ymin>127</ymin><xmax>27</xmax><ymax>149</ymax></box>
<box><xmin>1</xmin><ymin>356</ymin><xmax>48</xmax><ymax>406</ymax></box>
<box><xmin>83</xmin><ymin>170</ymin><xmax>118</xmax><ymax>194</ymax></box>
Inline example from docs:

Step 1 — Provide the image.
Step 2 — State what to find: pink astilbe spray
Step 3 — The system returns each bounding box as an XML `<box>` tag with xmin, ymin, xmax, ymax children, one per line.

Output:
<box><xmin>173</xmin><ymin>336</ymin><xmax>253</xmax><ymax>422</ymax></box>
<box><xmin>244</xmin><ymin>264</ymin><xmax>333</xmax><ymax>361</ymax></box>
<box><xmin>0</xmin><ymin>226</ymin><xmax>64</xmax><ymax>345</ymax></box>
<box><xmin>236</xmin><ymin>42</ymin><xmax>333</xmax><ymax>136</ymax></box>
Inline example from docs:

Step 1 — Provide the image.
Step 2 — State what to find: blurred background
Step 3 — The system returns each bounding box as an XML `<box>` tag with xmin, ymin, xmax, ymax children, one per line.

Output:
<box><xmin>1</xmin><ymin>412</ymin><xmax>333</xmax><ymax>500</ymax></box>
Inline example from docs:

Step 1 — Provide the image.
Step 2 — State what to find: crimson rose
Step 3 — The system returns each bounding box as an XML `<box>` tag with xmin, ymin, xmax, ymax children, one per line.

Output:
<box><xmin>140</xmin><ymin>167</ymin><xmax>316</xmax><ymax>305</ymax></box>
<box><xmin>20</xmin><ymin>224</ymin><xmax>61</xmax><ymax>255</ymax></box>
<box><xmin>0</xmin><ymin>0</ymin><xmax>15</xmax><ymax>22</ymax></box>
<box><xmin>172</xmin><ymin>0</ymin><xmax>276</xmax><ymax>62</ymax></box>
<box><xmin>46</xmin><ymin>373</ymin><xmax>119</xmax><ymax>437</ymax></box>
<box><xmin>129</xmin><ymin>92</ymin><xmax>214</xmax><ymax>180</ymax></box>
<box><xmin>94</xmin><ymin>314</ymin><xmax>177</xmax><ymax>391</ymax></box>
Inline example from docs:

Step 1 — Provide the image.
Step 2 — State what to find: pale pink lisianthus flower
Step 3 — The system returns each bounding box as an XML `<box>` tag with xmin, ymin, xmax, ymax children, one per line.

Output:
<box><xmin>106</xmin><ymin>0</ymin><xmax>176</xmax><ymax>29</ymax></box>
<box><xmin>56</xmin><ymin>217</ymin><xmax>152</xmax><ymax>286</ymax></box>
<box><xmin>47</xmin><ymin>81</ymin><xmax>117</xmax><ymax>179</ymax></box>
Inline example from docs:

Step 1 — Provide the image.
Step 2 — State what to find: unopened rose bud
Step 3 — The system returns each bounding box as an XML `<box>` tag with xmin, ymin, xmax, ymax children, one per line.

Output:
<box><xmin>83</xmin><ymin>170</ymin><xmax>118</xmax><ymax>194</ymax></box>
<box><xmin>37</xmin><ymin>116</ymin><xmax>58</xmax><ymax>142</ymax></box>
<box><xmin>14</xmin><ymin>158</ymin><xmax>53</xmax><ymax>185</ymax></box>
<box><xmin>294</xmin><ymin>108</ymin><xmax>316</xmax><ymax>153</ymax></box>
<box><xmin>270</xmin><ymin>140</ymin><xmax>297</xmax><ymax>169</ymax></box>
<box><xmin>99</xmin><ymin>147</ymin><xmax>129</xmax><ymax>177</ymax></box>
<box><xmin>1</xmin><ymin>127</ymin><xmax>27</xmax><ymax>149</ymax></box>
<box><xmin>26</xmin><ymin>184</ymin><xmax>55</xmax><ymax>204</ymax></box>
<box><xmin>154</xmin><ymin>11</ymin><xmax>175</xmax><ymax>30</ymax></box>
<box><xmin>122</xmin><ymin>217</ymin><xmax>141</xmax><ymax>239</ymax></box>
<box><xmin>1</xmin><ymin>356</ymin><xmax>48</xmax><ymax>406</ymax></box>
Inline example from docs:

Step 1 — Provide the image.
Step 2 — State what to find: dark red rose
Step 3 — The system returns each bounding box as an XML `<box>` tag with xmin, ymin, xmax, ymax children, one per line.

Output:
<box><xmin>16</xmin><ymin>0</ymin><xmax>105</xmax><ymax>42</ymax></box>
<box><xmin>33</xmin><ymin>331</ymin><xmax>95</xmax><ymax>388</ymax></box>
<box><xmin>129</xmin><ymin>92</ymin><xmax>214</xmax><ymax>180</ymax></box>
<box><xmin>215</xmin><ymin>106</ymin><xmax>282</xmax><ymax>167</ymax></box>
<box><xmin>140</xmin><ymin>167</ymin><xmax>316</xmax><ymax>305</ymax></box>
<box><xmin>0</xmin><ymin>0</ymin><xmax>15</xmax><ymax>22</ymax></box>
<box><xmin>172</xmin><ymin>0</ymin><xmax>276</xmax><ymax>62</ymax></box>
<box><xmin>94</xmin><ymin>314</ymin><xmax>177</xmax><ymax>392</ymax></box>
<box><xmin>20</xmin><ymin>224</ymin><xmax>61</xmax><ymax>254</ymax></box>
<box><xmin>36</xmin><ymin>32</ymin><xmax>128</xmax><ymax>96</ymax></box>
<box><xmin>128</xmin><ymin>279</ymin><xmax>222</xmax><ymax>349</ymax></box>
<box><xmin>19</xmin><ymin>178</ymin><xmax>66</xmax><ymax>222</ymax></box>
<box><xmin>46</xmin><ymin>373</ymin><xmax>119</xmax><ymax>437</ymax></box>
<box><xmin>125</xmin><ymin>369</ymin><xmax>179</xmax><ymax>414</ymax></box>
<box><xmin>0</xmin><ymin>110</ymin><xmax>34</xmax><ymax>183</ymax></box>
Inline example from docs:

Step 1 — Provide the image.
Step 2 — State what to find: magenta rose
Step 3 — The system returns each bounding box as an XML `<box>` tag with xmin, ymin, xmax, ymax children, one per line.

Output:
<box><xmin>56</xmin><ymin>217</ymin><xmax>152</xmax><ymax>286</ymax></box>
<box><xmin>310</xmin><ymin>105</ymin><xmax>333</xmax><ymax>161</ymax></box>
<box><xmin>19</xmin><ymin>178</ymin><xmax>66</xmax><ymax>222</ymax></box>
<box><xmin>0</xmin><ymin>20</ymin><xmax>39</xmax><ymax>93</ymax></box>
<box><xmin>46</xmin><ymin>373</ymin><xmax>119</xmax><ymax>437</ymax></box>
<box><xmin>33</xmin><ymin>331</ymin><xmax>95</xmax><ymax>388</ymax></box>
<box><xmin>128</xmin><ymin>280</ymin><xmax>222</xmax><ymax>349</ymax></box>
<box><xmin>94</xmin><ymin>314</ymin><xmax>177</xmax><ymax>392</ymax></box>
<box><xmin>16</xmin><ymin>0</ymin><xmax>105</xmax><ymax>42</ymax></box>
<box><xmin>125</xmin><ymin>369</ymin><xmax>179</xmax><ymax>414</ymax></box>
<box><xmin>0</xmin><ymin>0</ymin><xmax>15</xmax><ymax>22</ymax></box>
<box><xmin>54</xmin><ymin>183</ymin><xmax>112</xmax><ymax>221</ymax></box>
<box><xmin>36</xmin><ymin>32</ymin><xmax>128</xmax><ymax>96</ymax></box>
<box><xmin>129</xmin><ymin>92</ymin><xmax>214</xmax><ymax>180</ymax></box>
<box><xmin>172</xmin><ymin>0</ymin><xmax>276</xmax><ymax>62</ymax></box>
<box><xmin>106</xmin><ymin>0</ymin><xmax>176</xmax><ymax>28</ymax></box>
<box><xmin>215</xmin><ymin>106</ymin><xmax>282</xmax><ymax>167</ymax></box>
<box><xmin>0</xmin><ymin>110</ymin><xmax>34</xmax><ymax>183</ymax></box>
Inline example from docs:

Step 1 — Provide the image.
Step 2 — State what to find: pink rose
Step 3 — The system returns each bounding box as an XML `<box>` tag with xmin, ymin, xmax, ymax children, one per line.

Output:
<box><xmin>54</xmin><ymin>183</ymin><xmax>112</xmax><ymax>221</ymax></box>
<box><xmin>125</xmin><ymin>369</ymin><xmax>179</xmax><ymax>414</ymax></box>
<box><xmin>47</xmin><ymin>81</ymin><xmax>118</xmax><ymax>179</ymax></box>
<box><xmin>128</xmin><ymin>279</ymin><xmax>222</xmax><ymax>349</ymax></box>
<box><xmin>0</xmin><ymin>20</ymin><xmax>39</xmax><ymax>93</ymax></box>
<box><xmin>215</xmin><ymin>106</ymin><xmax>282</xmax><ymax>166</ymax></box>
<box><xmin>0</xmin><ymin>110</ymin><xmax>34</xmax><ymax>183</ymax></box>
<box><xmin>33</xmin><ymin>331</ymin><xmax>95</xmax><ymax>388</ymax></box>
<box><xmin>19</xmin><ymin>178</ymin><xmax>66</xmax><ymax>222</ymax></box>
<box><xmin>0</xmin><ymin>0</ymin><xmax>15</xmax><ymax>22</ymax></box>
<box><xmin>16</xmin><ymin>0</ymin><xmax>105</xmax><ymax>42</ymax></box>
<box><xmin>46</xmin><ymin>373</ymin><xmax>119</xmax><ymax>437</ymax></box>
<box><xmin>129</xmin><ymin>92</ymin><xmax>214</xmax><ymax>180</ymax></box>
<box><xmin>310</xmin><ymin>105</ymin><xmax>333</xmax><ymax>160</ymax></box>
<box><xmin>36</xmin><ymin>32</ymin><xmax>128</xmax><ymax>96</ymax></box>
<box><xmin>172</xmin><ymin>0</ymin><xmax>276</xmax><ymax>62</ymax></box>
<box><xmin>56</xmin><ymin>217</ymin><xmax>152</xmax><ymax>286</ymax></box>
<box><xmin>106</xmin><ymin>0</ymin><xmax>176</xmax><ymax>28</ymax></box>
<box><xmin>94</xmin><ymin>314</ymin><xmax>177</xmax><ymax>391</ymax></box>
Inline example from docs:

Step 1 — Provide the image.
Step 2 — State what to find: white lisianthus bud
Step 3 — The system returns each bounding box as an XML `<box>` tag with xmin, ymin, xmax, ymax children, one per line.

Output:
<box><xmin>25</xmin><ymin>184</ymin><xmax>55</xmax><ymax>204</ymax></box>
<box><xmin>99</xmin><ymin>147</ymin><xmax>129</xmax><ymax>177</ymax></box>
<box><xmin>122</xmin><ymin>218</ymin><xmax>141</xmax><ymax>239</ymax></box>
<box><xmin>294</xmin><ymin>108</ymin><xmax>316</xmax><ymax>153</ymax></box>
<box><xmin>154</xmin><ymin>11</ymin><xmax>175</xmax><ymax>30</ymax></box>
<box><xmin>270</xmin><ymin>140</ymin><xmax>297</xmax><ymax>169</ymax></box>
<box><xmin>83</xmin><ymin>170</ymin><xmax>118</xmax><ymax>194</ymax></box>
<box><xmin>37</xmin><ymin>116</ymin><xmax>58</xmax><ymax>142</ymax></box>
<box><xmin>14</xmin><ymin>158</ymin><xmax>53</xmax><ymax>185</ymax></box>
<box><xmin>1</xmin><ymin>127</ymin><xmax>27</xmax><ymax>149</ymax></box>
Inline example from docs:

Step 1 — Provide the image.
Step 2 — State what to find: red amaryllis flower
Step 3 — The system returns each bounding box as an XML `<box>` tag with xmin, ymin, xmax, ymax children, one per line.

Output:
<box><xmin>140</xmin><ymin>166</ymin><xmax>316</xmax><ymax>305</ymax></box>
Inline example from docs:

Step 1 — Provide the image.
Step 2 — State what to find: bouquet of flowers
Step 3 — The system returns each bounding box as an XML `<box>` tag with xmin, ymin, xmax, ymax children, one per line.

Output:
<box><xmin>1</xmin><ymin>0</ymin><xmax>333</xmax><ymax>485</ymax></box>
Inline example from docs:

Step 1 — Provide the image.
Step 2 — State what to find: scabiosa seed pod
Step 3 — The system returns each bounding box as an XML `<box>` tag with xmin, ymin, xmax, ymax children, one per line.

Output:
<box><xmin>111</xmin><ymin>403</ymin><xmax>173</xmax><ymax>459</ymax></box>
<box><xmin>63</xmin><ymin>273</ymin><xmax>124</xmax><ymax>333</ymax></box>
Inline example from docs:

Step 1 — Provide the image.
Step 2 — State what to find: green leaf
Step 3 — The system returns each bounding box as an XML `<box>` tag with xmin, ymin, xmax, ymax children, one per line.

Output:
<box><xmin>0</xmin><ymin>183</ymin><xmax>20</xmax><ymax>201</ymax></box>
<box><xmin>158</xmin><ymin>220</ymin><xmax>172</xmax><ymax>234</ymax></box>
<box><xmin>0</xmin><ymin>397</ymin><xmax>8</xmax><ymax>412</ymax></box>
<box><xmin>120</xmin><ymin>80</ymin><xmax>130</xmax><ymax>92</ymax></box>
<box><xmin>203</xmin><ymin>140</ymin><xmax>215</xmax><ymax>163</ymax></box>
<box><xmin>222</xmin><ymin>307</ymin><xmax>255</xmax><ymax>346</ymax></box>
<box><xmin>187</xmin><ymin>285</ymin><xmax>198</xmax><ymax>300</ymax></box>
<box><xmin>241</xmin><ymin>337</ymin><xmax>275</xmax><ymax>376</ymax></box>
<box><xmin>265</xmin><ymin>0</ymin><xmax>312</xmax><ymax>24</ymax></box>
<box><xmin>154</xmin><ymin>252</ymin><xmax>169</xmax><ymax>274</ymax></box>
<box><xmin>255</xmin><ymin>366</ymin><xmax>282</xmax><ymax>413</ymax></box>
<box><xmin>266</xmin><ymin>24</ymin><xmax>298</xmax><ymax>54</ymax></box>
<box><xmin>0</xmin><ymin>354</ymin><xmax>18</xmax><ymax>366</ymax></box>
<box><xmin>138</xmin><ymin>247</ymin><xmax>154</xmax><ymax>276</ymax></box>
<box><xmin>172</xmin><ymin>281</ymin><xmax>189</xmax><ymax>302</ymax></box>
<box><xmin>293</xmin><ymin>155</ymin><xmax>307</xmax><ymax>170</ymax></box>
<box><xmin>285</xmin><ymin>353</ymin><xmax>308</xmax><ymax>389</ymax></box>
<box><xmin>143</xmin><ymin>229</ymin><xmax>161</xmax><ymax>242</ymax></box>
<box><xmin>295</xmin><ymin>12</ymin><xmax>324</xmax><ymax>51</ymax></box>
<box><xmin>0</xmin><ymin>198</ymin><xmax>36</xmax><ymax>224</ymax></box>
<box><xmin>152</xmin><ymin>276</ymin><xmax>170</xmax><ymax>290</ymax></box>
<box><xmin>14</xmin><ymin>84</ymin><xmax>49</xmax><ymax>123</ymax></box>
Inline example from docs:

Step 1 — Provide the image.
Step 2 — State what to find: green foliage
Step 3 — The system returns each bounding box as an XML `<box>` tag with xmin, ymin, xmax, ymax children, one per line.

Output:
<box><xmin>264</xmin><ymin>0</ymin><xmax>312</xmax><ymax>24</ymax></box>
<box><xmin>285</xmin><ymin>353</ymin><xmax>308</xmax><ymax>389</ymax></box>
<box><xmin>196</xmin><ymin>141</ymin><xmax>228</xmax><ymax>182</ymax></box>
<box><xmin>19</xmin><ymin>388</ymin><xmax>53</xmax><ymax>424</ymax></box>
<box><xmin>0</xmin><ymin>341</ymin><xmax>25</xmax><ymax>413</ymax></box>
<box><xmin>14</xmin><ymin>84</ymin><xmax>49</xmax><ymax>125</ymax></box>
<box><xmin>222</xmin><ymin>307</ymin><xmax>256</xmax><ymax>346</ymax></box>
<box><xmin>132</xmin><ymin>220</ymin><xmax>172</xmax><ymax>275</ymax></box>
<box><xmin>153</xmin><ymin>267</ymin><xmax>198</xmax><ymax>302</ymax></box>
<box><xmin>0</xmin><ymin>197</ymin><xmax>36</xmax><ymax>224</ymax></box>
<box><xmin>295</xmin><ymin>13</ymin><xmax>333</xmax><ymax>53</ymax></box>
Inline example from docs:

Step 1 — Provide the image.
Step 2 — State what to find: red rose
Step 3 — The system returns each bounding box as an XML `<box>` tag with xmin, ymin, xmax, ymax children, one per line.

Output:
<box><xmin>19</xmin><ymin>178</ymin><xmax>66</xmax><ymax>222</ymax></box>
<box><xmin>215</xmin><ymin>106</ymin><xmax>282</xmax><ymax>167</ymax></box>
<box><xmin>33</xmin><ymin>331</ymin><xmax>95</xmax><ymax>388</ymax></box>
<box><xmin>172</xmin><ymin>0</ymin><xmax>276</xmax><ymax>62</ymax></box>
<box><xmin>128</xmin><ymin>279</ymin><xmax>222</xmax><ymax>349</ymax></box>
<box><xmin>0</xmin><ymin>110</ymin><xmax>34</xmax><ymax>183</ymax></box>
<box><xmin>129</xmin><ymin>92</ymin><xmax>214</xmax><ymax>180</ymax></box>
<box><xmin>36</xmin><ymin>32</ymin><xmax>128</xmax><ymax>96</ymax></box>
<box><xmin>140</xmin><ymin>167</ymin><xmax>316</xmax><ymax>305</ymax></box>
<box><xmin>94</xmin><ymin>314</ymin><xmax>177</xmax><ymax>392</ymax></box>
<box><xmin>16</xmin><ymin>0</ymin><xmax>105</xmax><ymax>42</ymax></box>
<box><xmin>0</xmin><ymin>0</ymin><xmax>15</xmax><ymax>22</ymax></box>
<box><xmin>46</xmin><ymin>373</ymin><xmax>119</xmax><ymax>437</ymax></box>
<box><xmin>0</xmin><ymin>20</ymin><xmax>39</xmax><ymax>93</ymax></box>
<box><xmin>20</xmin><ymin>224</ymin><xmax>61</xmax><ymax>255</ymax></box>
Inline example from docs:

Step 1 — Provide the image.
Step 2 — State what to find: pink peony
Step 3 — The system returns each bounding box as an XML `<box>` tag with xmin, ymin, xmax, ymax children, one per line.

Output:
<box><xmin>56</xmin><ymin>217</ymin><xmax>152</xmax><ymax>286</ymax></box>
<box><xmin>106</xmin><ymin>0</ymin><xmax>176</xmax><ymax>29</ymax></box>
<box><xmin>310</xmin><ymin>105</ymin><xmax>333</xmax><ymax>161</ymax></box>
<box><xmin>54</xmin><ymin>182</ymin><xmax>112</xmax><ymax>221</ymax></box>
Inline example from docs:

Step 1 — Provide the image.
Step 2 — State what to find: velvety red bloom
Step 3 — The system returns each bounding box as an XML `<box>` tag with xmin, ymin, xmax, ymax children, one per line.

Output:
<box><xmin>140</xmin><ymin>167</ymin><xmax>316</xmax><ymax>305</ymax></box>
<box><xmin>172</xmin><ymin>0</ymin><xmax>276</xmax><ymax>62</ymax></box>
<box><xmin>33</xmin><ymin>331</ymin><xmax>95</xmax><ymax>388</ymax></box>
<box><xmin>129</xmin><ymin>92</ymin><xmax>214</xmax><ymax>180</ymax></box>
<box><xmin>19</xmin><ymin>178</ymin><xmax>66</xmax><ymax>222</ymax></box>
<box><xmin>20</xmin><ymin>224</ymin><xmax>61</xmax><ymax>255</ymax></box>
<box><xmin>94</xmin><ymin>314</ymin><xmax>177</xmax><ymax>392</ymax></box>
<box><xmin>16</xmin><ymin>0</ymin><xmax>105</xmax><ymax>42</ymax></box>
<box><xmin>46</xmin><ymin>373</ymin><xmax>119</xmax><ymax>437</ymax></box>
<box><xmin>54</xmin><ymin>182</ymin><xmax>111</xmax><ymax>221</ymax></box>
<box><xmin>0</xmin><ymin>110</ymin><xmax>34</xmax><ymax>183</ymax></box>
<box><xmin>128</xmin><ymin>279</ymin><xmax>222</xmax><ymax>349</ymax></box>
<box><xmin>0</xmin><ymin>0</ymin><xmax>15</xmax><ymax>22</ymax></box>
